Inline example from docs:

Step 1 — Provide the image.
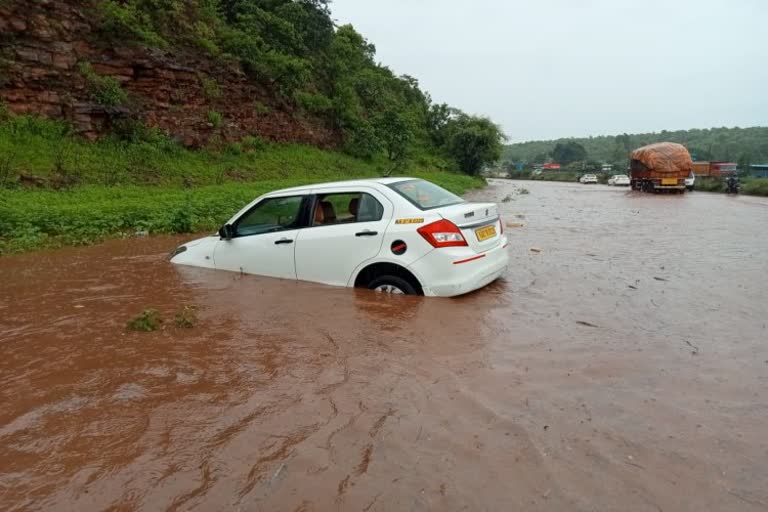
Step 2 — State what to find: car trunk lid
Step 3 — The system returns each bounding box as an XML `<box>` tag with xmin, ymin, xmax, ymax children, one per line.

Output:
<box><xmin>437</xmin><ymin>202</ymin><xmax>501</xmax><ymax>252</ymax></box>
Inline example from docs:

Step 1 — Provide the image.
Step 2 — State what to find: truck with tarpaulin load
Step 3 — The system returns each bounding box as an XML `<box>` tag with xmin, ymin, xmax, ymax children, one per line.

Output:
<box><xmin>630</xmin><ymin>142</ymin><xmax>692</xmax><ymax>193</ymax></box>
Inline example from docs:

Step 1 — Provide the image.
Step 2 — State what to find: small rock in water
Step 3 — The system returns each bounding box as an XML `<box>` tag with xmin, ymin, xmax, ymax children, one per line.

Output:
<box><xmin>530</xmin><ymin>247</ymin><xmax>542</xmax><ymax>253</ymax></box>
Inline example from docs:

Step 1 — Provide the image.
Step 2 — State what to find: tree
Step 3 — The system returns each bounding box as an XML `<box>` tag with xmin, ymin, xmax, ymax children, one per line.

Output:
<box><xmin>444</xmin><ymin>115</ymin><xmax>506</xmax><ymax>175</ymax></box>
<box><xmin>551</xmin><ymin>141</ymin><xmax>588</xmax><ymax>165</ymax></box>
<box><xmin>375</xmin><ymin>109</ymin><xmax>415</xmax><ymax>174</ymax></box>
<box><xmin>737</xmin><ymin>153</ymin><xmax>752</xmax><ymax>173</ymax></box>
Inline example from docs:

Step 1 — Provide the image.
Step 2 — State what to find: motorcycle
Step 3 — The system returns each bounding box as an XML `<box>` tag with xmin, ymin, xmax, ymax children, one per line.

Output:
<box><xmin>725</xmin><ymin>176</ymin><xmax>740</xmax><ymax>194</ymax></box>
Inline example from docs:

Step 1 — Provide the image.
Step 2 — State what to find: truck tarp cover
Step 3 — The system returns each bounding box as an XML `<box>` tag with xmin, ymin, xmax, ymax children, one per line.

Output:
<box><xmin>631</xmin><ymin>142</ymin><xmax>693</xmax><ymax>175</ymax></box>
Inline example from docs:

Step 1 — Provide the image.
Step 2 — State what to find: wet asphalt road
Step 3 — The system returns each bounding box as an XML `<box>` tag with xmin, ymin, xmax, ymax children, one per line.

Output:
<box><xmin>1</xmin><ymin>180</ymin><xmax>767</xmax><ymax>511</ymax></box>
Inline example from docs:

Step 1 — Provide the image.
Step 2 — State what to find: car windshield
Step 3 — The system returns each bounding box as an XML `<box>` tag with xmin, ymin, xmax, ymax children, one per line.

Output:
<box><xmin>388</xmin><ymin>179</ymin><xmax>465</xmax><ymax>210</ymax></box>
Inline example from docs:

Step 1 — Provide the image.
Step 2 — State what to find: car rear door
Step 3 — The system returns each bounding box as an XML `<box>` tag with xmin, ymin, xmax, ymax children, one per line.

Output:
<box><xmin>213</xmin><ymin>194</ymin><xmax>308</xmax><ymax>279</ymax></box>
<box><xmin>294</xmin><ymin>187</ymin><xmax>393</xmax><ymax>287</ymax></box>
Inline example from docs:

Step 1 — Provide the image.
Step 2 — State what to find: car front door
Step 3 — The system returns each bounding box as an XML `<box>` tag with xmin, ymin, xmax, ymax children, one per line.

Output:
<box><xmin>294</xmin><ymin>188</ymin><xmax>393</xmax><ymax>287</ymax></box>
<box><xmin>213</xmin><ymin>194</ymin><xmax>308</xmax><ymax>279</ymax></box>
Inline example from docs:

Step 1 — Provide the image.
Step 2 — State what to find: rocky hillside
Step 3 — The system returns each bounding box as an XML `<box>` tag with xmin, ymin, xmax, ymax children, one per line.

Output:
<box><xmin>0</xmin><ymin>0</ymin><xmax>336</xmax><ymax>147</ymax></box>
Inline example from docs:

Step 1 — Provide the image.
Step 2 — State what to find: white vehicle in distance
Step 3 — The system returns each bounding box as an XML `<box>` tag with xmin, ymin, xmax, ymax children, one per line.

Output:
<box><xmin>170</xmin><ymin>178</ymin><xmax>509</xmax><ymax>297</ymax></box>
<box><xmin>579</xmin><ymin>174</ymin><xmax>598</xmax><ymax>184</ymax></box>
<box><xmin>685</xmin><ymin>171</ymin><xmax>695</xmax><ymax>191</ymax></box>
<box><xmin>608</xmin><ymin>174</ymin><xmax>631</xmax><ymax>186</ymax></box>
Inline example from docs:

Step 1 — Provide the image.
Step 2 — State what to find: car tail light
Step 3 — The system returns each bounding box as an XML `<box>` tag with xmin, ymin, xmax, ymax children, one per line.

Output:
<box><xmin>417</xmin><ymin>219</ymin><xmax>468</xmax><ymax>248</ymax></box>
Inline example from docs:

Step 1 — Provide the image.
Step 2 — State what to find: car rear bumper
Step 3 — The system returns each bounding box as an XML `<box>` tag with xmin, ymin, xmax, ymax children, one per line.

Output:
<box><xmin>409</xmin><ymin>236</ymin><xmax>509</xmax><ymax>297</ymax></box>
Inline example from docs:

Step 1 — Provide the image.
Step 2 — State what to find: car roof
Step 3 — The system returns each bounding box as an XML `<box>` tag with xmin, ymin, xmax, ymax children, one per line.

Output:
<box><xmin>265</xmin><ymin>176</ymin><xmax>416</xmax><ymax>195</ymax></box>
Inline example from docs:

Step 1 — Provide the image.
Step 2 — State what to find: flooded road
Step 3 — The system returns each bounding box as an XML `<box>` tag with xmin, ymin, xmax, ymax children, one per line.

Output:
<box><xmin>1</xmin><ymin>180</ymin><xmax>767</xmax><ymax>511</ymax></box>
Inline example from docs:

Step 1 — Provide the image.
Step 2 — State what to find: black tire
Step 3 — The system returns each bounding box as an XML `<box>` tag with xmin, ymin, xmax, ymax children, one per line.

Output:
<box><xmin>368</xmin><ymin>275</ymin><xmax>418</xmax><ymax>295</ymax></box>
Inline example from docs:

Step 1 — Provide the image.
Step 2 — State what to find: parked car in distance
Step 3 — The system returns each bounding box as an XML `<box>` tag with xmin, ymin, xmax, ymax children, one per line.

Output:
<box><xmin>170</xmin><ymin>178</ymin><xmax>509</xmax><ymax>297</ymax></box>
<box><xmin>579</xmin><ymin>174</ymin><xmax>598</xmax><ymax>184</ymax></box>
<box><xmin>685</xmin><ymin>171</ymin><xmax>695</xmax><ymax>191</ymax></box>
<box><xmin>608</xmin><ymin>174</ymin><xmax>630</xmax><ymax>186</ymax></box>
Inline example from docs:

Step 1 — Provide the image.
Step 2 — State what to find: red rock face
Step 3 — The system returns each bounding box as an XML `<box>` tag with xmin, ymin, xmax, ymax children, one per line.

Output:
<box><xmin>0</xmin><ymin>0</ymin><xmax>340</xmax><ymax>148</ymax></box>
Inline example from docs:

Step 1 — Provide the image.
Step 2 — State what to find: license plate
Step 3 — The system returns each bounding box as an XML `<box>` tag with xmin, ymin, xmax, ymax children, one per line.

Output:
<box><xmin>661</xmin><ymin>178</ymin><xmax>678</xmax><ymax>185</ymax></box>
<box><xmin>475</xmin><ymin>224</ymin><xmax>497</xmax><ymax>242</ymax></box>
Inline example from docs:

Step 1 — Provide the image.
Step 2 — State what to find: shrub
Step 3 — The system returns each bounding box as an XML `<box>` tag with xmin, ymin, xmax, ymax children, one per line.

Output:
<box><xmin>126</xmin><ymin>309</ymin><xmax>162</xmax><ymax>331</ymax></box>
<box><xmin>111</xmin><ymin>119</ymin><xmax>174</xmax><ymax>148</ymax></box>
<box><xmin>253</xmin><ymin>101</ymin><xmax>272</xmax><ymax>114</ymax></box>
<box><xmin>200</xmin><ymin>76</ymin><xmax>221</xmax><ymax>100</ymax></box>
<box><xmin>192</xmin><ymin>21</ymin><xmax>220</xmax><ymax>55</ymax></box>
<box><xmin>742</xmin><ymin>178</ymin><xmax>768</xmax><ymax>196</ymax></box>
<box><xmin>0</xmin><ymin>148</ymin><xmax>16</xmax><ymax>188</ymax></box>
<box><xmin>77</xmin><ymin>62</ymin><xmax>129</xmax><ymax>108</ymax></box>
<box><xmin>241</xmin><ymin>135</ymin><xmax>267</xmax><ymax>152</ymax></box>
<box><xmin>97</xmin><ymin>0</ymin><xmax>167</xmax><ymax>48</ymax></box>
<box><xmin>695</xmin><ymin>177</ymin><xmax>724</xmax><ymax>192</ymax></box>
<box><xmin>207</xmin><ymin>110</ymin><xmax>223</xmax><ymax>128</ymax></box>
<box><xmin>225</xmin><ymin>142</ymin><xmax>242</xmax><ymax>156</ymax></box>
<box><xmin>174</xmin><ymin>305</ymin><xmax>197</xmax><ymax>328</ymax></box>
<box><xmin>295</xmin><ymin>91</ymin><xmax>333</xmax><ymax>114</ymax></box>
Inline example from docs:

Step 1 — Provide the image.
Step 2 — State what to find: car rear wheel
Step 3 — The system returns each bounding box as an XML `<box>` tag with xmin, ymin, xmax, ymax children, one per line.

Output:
<box><xmin>368</xmin><ymin>275</ymin><xmax>418</xmax><ymax>295</ymax></box>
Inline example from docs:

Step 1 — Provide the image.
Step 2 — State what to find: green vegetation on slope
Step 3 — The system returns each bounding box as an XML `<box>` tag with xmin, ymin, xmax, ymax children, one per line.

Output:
<box><xmin>89</xmin><ymin>0</ymin><xmax>504</xmax><ymax>175</ymax></box>
<box><xmin>0</xmin><ymin>116</ymin><xmax>484</xmax><ymax>254</ymax></box>
<box><xmin>503</xmin><ymin>126</ymin><xmax>768</xmax><ymax>170</ymax></box>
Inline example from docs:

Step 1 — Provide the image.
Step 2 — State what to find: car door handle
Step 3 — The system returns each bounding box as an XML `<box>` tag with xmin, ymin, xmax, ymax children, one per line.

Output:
<box><xmin>274</xmin><ymin>238</ymin><xmax>293</xmax><ymax>245</ymax></box>
<box><xmin>355</xmin><ymin>230</ymin><xmax>378</xmax><ymax>237</ymax></box>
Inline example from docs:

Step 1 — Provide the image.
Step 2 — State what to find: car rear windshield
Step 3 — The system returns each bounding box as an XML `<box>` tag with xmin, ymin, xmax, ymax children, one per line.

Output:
<box><xmin>388</xmin><ymin>179</ymin><xmax>465</xmax><ymax>210</ymax></box>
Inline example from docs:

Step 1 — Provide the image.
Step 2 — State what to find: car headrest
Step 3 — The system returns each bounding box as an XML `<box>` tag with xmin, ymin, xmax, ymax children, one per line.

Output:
<box><xmin>348</xmin><ymin>198</ymin><xmax>359</xmax><ymax>217</ymax></box>
<box><xmin>315</xmin><ymin>200</ymin><xmax>336</xmax><ymax>224</ymax></box>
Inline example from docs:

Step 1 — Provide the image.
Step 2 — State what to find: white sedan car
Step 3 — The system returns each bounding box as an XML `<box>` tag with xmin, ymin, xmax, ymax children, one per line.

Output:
<box><xmin>579</xmin><ymin>174</ymin><xmax>598</xmax><ymax>184</ymax></box>
<box><xmin>170</xmin><ymin>178</ymin><xmax>509</xmax><ymax>297</ymax></box>
<box><xmin>608</xmin><ymin>174</ymin><xmax>630</xmax><ymax>186</ymax></box>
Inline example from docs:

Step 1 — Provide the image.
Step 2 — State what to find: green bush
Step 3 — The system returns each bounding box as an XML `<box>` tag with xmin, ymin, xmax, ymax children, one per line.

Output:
<box><xmin>207</xmin><ymin>110</ymin><xmax>223</xmax><ymax>128</ymax></box>
<box><xmin>695</xmin><ymin>177</ymin><xmax>724</xmax><ymax>192</ymax></box>
<box><xmin>126</xmin><ymin>309</ymin><xmax>163</xmax><ymax>332</ymax></box>
<box><xmin>97</xmin><ymin>0</ymin><xmax>168</xmax><ymax>48</ymax></box>
<box><xmin>295</xmin><ymin>91</ymin><xmax>333</xmax><ymax>114</ymax></box>
<box><xmin>529</xmin><ymin>171</ymin><xmax>581</xmax><ymax>182</ymax></box>
<box><xmin>200</xmin><ymin>76</ymin><xmax>221</xmax><ymax>100</ymax></box>
<box><xmin>77</xmin><ymin>62</ymin><xmax>129</xmax><ymax>108</ymax></box>
<box><xmin>241</xmin><ymin>135</ymin><xmax>267</xmax><ymax>152</ymax></box>
<box><xmin>741</xmin><ymin>178</ymin><xmax>768</xmax><ymax>196</ymax></box>
<box><xmin>174</xmin><ymin>305</ymin><xmax>197</xmax><ymax>328</ymax></box>
<box><xmin>253</xmin><ymin>101</ymin><xmax>272</xmax><ymax>114</ymax></box>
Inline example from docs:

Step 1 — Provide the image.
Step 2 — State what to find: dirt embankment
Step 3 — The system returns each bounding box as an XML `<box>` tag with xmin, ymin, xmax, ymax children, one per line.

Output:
<box><xmin>0</xmin><ymin>0</ymin><xmax>337</xmax><ymax>147</ymax></box>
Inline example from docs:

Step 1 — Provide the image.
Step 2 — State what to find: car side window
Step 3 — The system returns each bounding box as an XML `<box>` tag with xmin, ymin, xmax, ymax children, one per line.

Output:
<box><xmin>313</xmin><ymin>192</ymin><xmax>384</xmax><ymax>226</ymax></box>
<box><xmin>235</xmin><ymin>195</ymin><xmax>304</xmax><ymax>237</ymax></box>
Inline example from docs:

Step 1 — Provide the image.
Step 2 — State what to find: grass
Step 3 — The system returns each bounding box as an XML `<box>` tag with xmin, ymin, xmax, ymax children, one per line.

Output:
<box><xmin>0</xmin><ymin>116</ymin><xmax>484</xmax><ymax>254</ymax></box>
<box><xmin>694</xmin><ymin>176</ymin><xmax>768</xmax><ymax>196</ymax></box>
<box><xmin>742</xmin><ymin>178</ymin><xmax>768</xmax><ymax>196</ymax></box>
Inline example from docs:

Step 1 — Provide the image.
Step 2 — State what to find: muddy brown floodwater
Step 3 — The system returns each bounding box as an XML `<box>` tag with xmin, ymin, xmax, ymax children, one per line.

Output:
<box><xmin>2</xmin><ymin>181</ymin><xmax>768</xmax><ymax>511</ymax></box>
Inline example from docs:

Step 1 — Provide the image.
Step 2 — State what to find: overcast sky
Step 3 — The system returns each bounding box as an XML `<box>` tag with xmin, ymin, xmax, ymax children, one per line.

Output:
<box><xmin>329</xmin><ymin>0</ymin><xmax>768</xmax><ymax>142</ymax></box>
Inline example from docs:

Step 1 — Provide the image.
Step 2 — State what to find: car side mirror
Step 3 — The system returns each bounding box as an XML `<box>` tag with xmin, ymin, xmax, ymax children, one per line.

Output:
<box><xmin>219</xmin><ymin>224</ymin><xmax>234</xmax><ymax>240</ymax></box>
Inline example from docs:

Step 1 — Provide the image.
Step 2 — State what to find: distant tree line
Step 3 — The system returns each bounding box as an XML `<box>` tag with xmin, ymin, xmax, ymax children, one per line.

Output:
<box><xmin>502</xmin><ymin>126</ymin><xmax>768</xmax><ymax>171</ymax></box>
<box><xmin>92</xmin><ymin>0</ymin><xmax>505</xmax><ymax>175</ymax></box>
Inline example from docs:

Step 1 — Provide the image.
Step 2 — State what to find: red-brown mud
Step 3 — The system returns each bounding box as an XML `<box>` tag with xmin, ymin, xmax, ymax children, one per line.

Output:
<box><xmin>1</xmin><ymin>181</ymin><xmax>767</xmax><ymax>511</ymax></box>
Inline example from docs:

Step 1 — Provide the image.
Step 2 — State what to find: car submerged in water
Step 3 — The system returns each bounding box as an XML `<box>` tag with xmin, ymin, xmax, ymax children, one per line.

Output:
<box><xmin>170</xmin><ymin>178</ymin><xmax>509</xmax><ymax>297</ymax></box>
